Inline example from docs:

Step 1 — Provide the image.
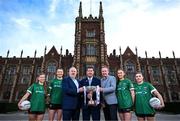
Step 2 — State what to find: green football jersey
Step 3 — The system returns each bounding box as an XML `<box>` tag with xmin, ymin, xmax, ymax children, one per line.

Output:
<box><xmin>48</xmin><ymin>78</ymin><xmax>62</xmax><ymax>104</ymax></box>
<box><xmin>134</xmin><ymin>82</ymin><xmax>156</xmax><ymax>115</ymax></box>
<box><xmin>27</xmin><ymin>83</ymin><xmax>46</xmax><ymax>112</ymax></box>
<box><xmin>116</xmin><ymin>78</ymin><xmax>134</xmax><ymax>109</ymax></box>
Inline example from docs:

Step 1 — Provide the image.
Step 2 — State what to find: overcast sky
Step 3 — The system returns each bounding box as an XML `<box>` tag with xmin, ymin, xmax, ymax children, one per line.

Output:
<box><xmin>0</xmin><ymin>0</ymin><xmax>180</xmax><ymax>58</ymax></box>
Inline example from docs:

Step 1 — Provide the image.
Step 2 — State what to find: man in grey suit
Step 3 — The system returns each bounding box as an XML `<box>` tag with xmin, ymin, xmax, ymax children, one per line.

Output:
<box><xmin>99</xmin><ymin>66</ymin><xmax>118</xmax><ymax>121</ymax></box>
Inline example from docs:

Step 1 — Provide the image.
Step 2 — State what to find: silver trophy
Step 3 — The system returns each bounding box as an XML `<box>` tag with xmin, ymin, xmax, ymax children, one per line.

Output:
<box><xmin>86</xmin><ymin>86</ymin><xmax>96</xmax><ymax>106</ymax></box>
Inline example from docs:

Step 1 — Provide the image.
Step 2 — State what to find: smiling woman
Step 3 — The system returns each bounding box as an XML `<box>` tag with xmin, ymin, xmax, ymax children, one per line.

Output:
<box><xmin>18</xmin><ymin>73</ymin><xmax>46</xmax><ymax>121</ymax></box>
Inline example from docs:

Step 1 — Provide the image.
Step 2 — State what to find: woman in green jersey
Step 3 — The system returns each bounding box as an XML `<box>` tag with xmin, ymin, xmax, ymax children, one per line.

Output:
<box><xmin>134</xmin><ymin>72</ymin><xmax>165</xmax><ymax>121</ymax></box>
<box><xmin>18</xmin><ymin>73</ymin><xmax>46</xmax><ymax>121</ymax></box>
<box><xmin>48</xmin><ymin>68</ymin><xmax>63</xmax><ymax>121</ymax></box>
<box><xmin>116</xmin><ymin>69</ymin><xmax>135</xmax><ymax>121</ymax></box>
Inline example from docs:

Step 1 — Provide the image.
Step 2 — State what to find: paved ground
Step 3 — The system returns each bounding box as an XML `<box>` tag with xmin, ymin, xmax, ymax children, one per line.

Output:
<box><xmin>0</xmin><ymin>110</ymin><xmax>180</xmax><ymax>121</ymax></box>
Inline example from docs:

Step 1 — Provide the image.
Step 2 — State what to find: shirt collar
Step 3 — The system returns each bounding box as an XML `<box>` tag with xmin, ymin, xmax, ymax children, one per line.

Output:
<box><xmin>70</xmin><ymin>77</ymin><xmax>76</xmax><ymax>81</ymax></box>
<box><xmin>102</xmin><ymin>76</ymin><xmax>108</xmax><ymax>80</ymax></box>
<box><xmin>57</xmin><ymin>77</ymin><xmax>63</xmax><ymax>80</ymax></box>
<box><xmin>87</xmin><ymin>76</ymin><xmax>93</xmax><ymax>81</ymax></box>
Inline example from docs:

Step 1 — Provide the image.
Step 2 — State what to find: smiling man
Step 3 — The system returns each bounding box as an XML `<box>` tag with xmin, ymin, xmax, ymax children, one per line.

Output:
<box><xmin>80</xmin><ymin>66</ymin><xmax>101</xmax><ymax>121</ymax></box>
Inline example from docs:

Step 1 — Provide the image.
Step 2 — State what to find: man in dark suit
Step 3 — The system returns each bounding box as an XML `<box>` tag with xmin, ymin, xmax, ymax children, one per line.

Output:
<box><xmin>62</xmin><ymin>67</ymin><xmax>84</xmax><ymax>121</ymax></box>
<box><xmin>80</xmin><ymin>66</ymin><xmax>101</xmax><ymax>121</ymax></box>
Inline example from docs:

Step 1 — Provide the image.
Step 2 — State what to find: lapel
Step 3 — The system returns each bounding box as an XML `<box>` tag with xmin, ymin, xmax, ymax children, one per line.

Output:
<box><xmin>86</xmin><ymin>77</ymin><xmax>90</xmax><ymax>86</ymax></box>
<box><xmin>91</xmin><ymin>77</ymin><xmax>95</xmax><ymax>86</ymax></box>
<box><xmin>102</xmin><ymin>76</ymin><xmax>109</xmax><ymax>87</ymax></box>
<box><xmin>68</xmin><ymin>76</ymin><xmax>77</xmax><ymax>89</ymax></box>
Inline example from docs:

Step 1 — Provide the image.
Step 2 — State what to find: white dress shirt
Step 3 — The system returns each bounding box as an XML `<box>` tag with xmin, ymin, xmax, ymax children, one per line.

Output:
<box><xmin>88</xmin><ymin>77</ymin><xmax>93</xmax><ymax>86</ymax></box>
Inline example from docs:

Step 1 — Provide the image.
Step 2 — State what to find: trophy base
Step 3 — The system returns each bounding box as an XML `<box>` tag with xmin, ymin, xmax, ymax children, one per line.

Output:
<box><xmin>88</xmin><ymin>101</ymin><xmax>96</xmax><ymax>106</ymax></box>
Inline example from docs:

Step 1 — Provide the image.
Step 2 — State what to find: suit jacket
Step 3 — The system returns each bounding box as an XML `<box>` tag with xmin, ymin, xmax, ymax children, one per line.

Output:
<box><xmin>62</xmin><ymin>76</ymin><xmax>81</xmax><ymax>110</ymax></box>
<box><xmin>101</xmin><ymin>75</ymin><xmax>117</xmax><ymax>105</ymax></box>
<box><xmin>80</xmin><ymin>77</ymin><xmax>102</xmax><ymax>109</ymax></box>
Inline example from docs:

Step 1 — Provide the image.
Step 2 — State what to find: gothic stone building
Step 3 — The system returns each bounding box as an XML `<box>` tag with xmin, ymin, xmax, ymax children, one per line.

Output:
<box><xmin>0</xmin><ymin>2</ymin><xmax>180</xmax><ymax>103</ymax></box>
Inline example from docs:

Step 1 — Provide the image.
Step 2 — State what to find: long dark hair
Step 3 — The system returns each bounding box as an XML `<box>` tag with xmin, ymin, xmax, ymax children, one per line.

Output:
<box><xmin>116</xmin><ymin>68</ymin><xmax>126</xmax><ymax>84</ymax></box>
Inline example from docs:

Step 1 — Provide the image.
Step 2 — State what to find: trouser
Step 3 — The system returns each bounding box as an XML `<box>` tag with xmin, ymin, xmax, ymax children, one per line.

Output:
<box><xmin>63</xmin><ymin>108</ymin><xmax>80</xmax><ymax>121</ymax></box>
<box><xmin>82</xmin><ymin>106</ymin><xmax>100</xmax><ymax>121</ymax></box>
<box><xmin>103</xmin><ymin>103</ymin><xmax>118</xmax><ymax>121</ymax></box>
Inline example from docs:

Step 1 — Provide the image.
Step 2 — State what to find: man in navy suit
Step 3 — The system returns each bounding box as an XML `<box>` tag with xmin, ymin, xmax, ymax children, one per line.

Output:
<box><xmin>62</xmin><ymin>67</ymin><xmax>84</xmax><ymax>121</ymax></box>
<box><xmin>80</xmin><ymin>66</ymin><xmax>101</xmax><ymax>121</ymax></box>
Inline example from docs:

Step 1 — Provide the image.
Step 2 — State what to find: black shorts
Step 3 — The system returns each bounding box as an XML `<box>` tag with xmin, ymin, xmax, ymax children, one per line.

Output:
<box><xmin>118</xmin><ymin>107</ymin><xmax>132</xmax><ymax>113</ymax></box>
<box><xmin>136</xmin><ymin>113</ymin><xmax>155</xmax><ymax>117</ymax></box>
<box><xmin>49</xmin><ymin>103</ymin><xmax>62</xmax><ymax>110</ymax></box>
<box><xmin>28</xmin><ymin>110</ymin><xmax>45</xmax><ymax>114</ymax></box>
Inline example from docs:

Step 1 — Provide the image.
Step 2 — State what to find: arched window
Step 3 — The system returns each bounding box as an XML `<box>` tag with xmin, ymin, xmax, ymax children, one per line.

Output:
<box><xmin>125</xmin><ymin>60</ymin><xmax>135</xmax><ymax>81</ymax></box>
<box><xmin>165</xmin><ymin>65</ymin><xmax>177</xmax><ymax>84</ymax></box>
<box><xmin>151</xmin><ymin>66</ymin><xmax>161</xmax><ymax>84</ymax></box>
<box><xmin>86</xmin><ymin>30</ymin><xmax>95</xmax><ymax>38</ymax></box>
<box><xmin>5</xmin><ymin>65</ymin><xmax>16</xmax><ymax>84</ymax></box>
<box><xmin>109</xmin><ymin>67</ymin><xmax>115</xmax><ymax>76</ymax></box>
<box><xmin>21</xmin><ymin>65</ymin><xmax>31</xmax><ymax>84</ymax></box>
<box><xmin>47</xmin><ymin>61</ymin><xmax>57</xmax><ymax>81</ymax></box>
<box><xmin>86</xmin><ymin>44</ymin><xmax>96</xmax><ymax>55</ymax></box>
<box><xmin>47</xmin><ymin>61</ymin><xmax>56</xmax><ymax>73</ymax></box>
<box><xmin>22</xmin><ymin>65</ymin><xmax>31</xmax><ymax>74</ymax></box>
<box><xmin>21</xmin><ymin>76</ymin><xmax>30</xmax><ymax>84</ymax></box>
<box><xmin>36</xmin><ymin>66</ymin><xmax>41</xmax><ymax>75</ymax></box>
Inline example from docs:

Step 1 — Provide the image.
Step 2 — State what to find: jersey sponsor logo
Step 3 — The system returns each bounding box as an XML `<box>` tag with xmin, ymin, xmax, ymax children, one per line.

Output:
<box><xmin>144</xmin><ymin>86</ymin><xmax>148</xmax><ymax>90</ymax></box>
<box><xmin>136</xmin><ymin>91</ymin><xmax>147</xmax><ymax>94</ymax></box>
<box><xmin>35</xmin><ymin>90</ymin><xmax>45</xmax><ymax>94</ymax></box>
<box><xmin>117</xmin><ymin>87</ymin><xmax>126</xmax><ymax>90</ymax></box>
<box><xmin>117</xmin><ymin>82</ymin><xmax>127</xmax><ymax>91</ymax></box>
<box><xmin>54</xmin><ymin>85</ymin><xmax>62</xmax><ymax>88</ymax></box>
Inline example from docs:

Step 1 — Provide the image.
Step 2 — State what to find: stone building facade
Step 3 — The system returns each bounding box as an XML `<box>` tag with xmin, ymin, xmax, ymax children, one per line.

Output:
<box><xmin>0</xmin><ymin>2</ymin><xmax>180</xmax><ymax>103</ymax></box>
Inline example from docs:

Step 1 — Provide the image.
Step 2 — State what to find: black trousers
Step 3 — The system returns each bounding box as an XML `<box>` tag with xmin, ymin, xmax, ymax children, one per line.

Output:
<box><xmin>82</xmin><ymin>106</ymin><xmax>100</xmax><ymax>121</ymax></box>
<box><xmin>63</xmin><ymin>108</ymin><xmax>80</xmax><ymax>121</ymax></box>
<box><xmin>103</xmin><ymin>103</ymin><xmax>118</xmax><ymax>121</ymax></box>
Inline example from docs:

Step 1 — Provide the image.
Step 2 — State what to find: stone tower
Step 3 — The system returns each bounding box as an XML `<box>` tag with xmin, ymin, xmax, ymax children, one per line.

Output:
<box><xmin>73</xmin><ymin>1</ymin><xmax>109</xmax><ymax>78</ymax></box>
